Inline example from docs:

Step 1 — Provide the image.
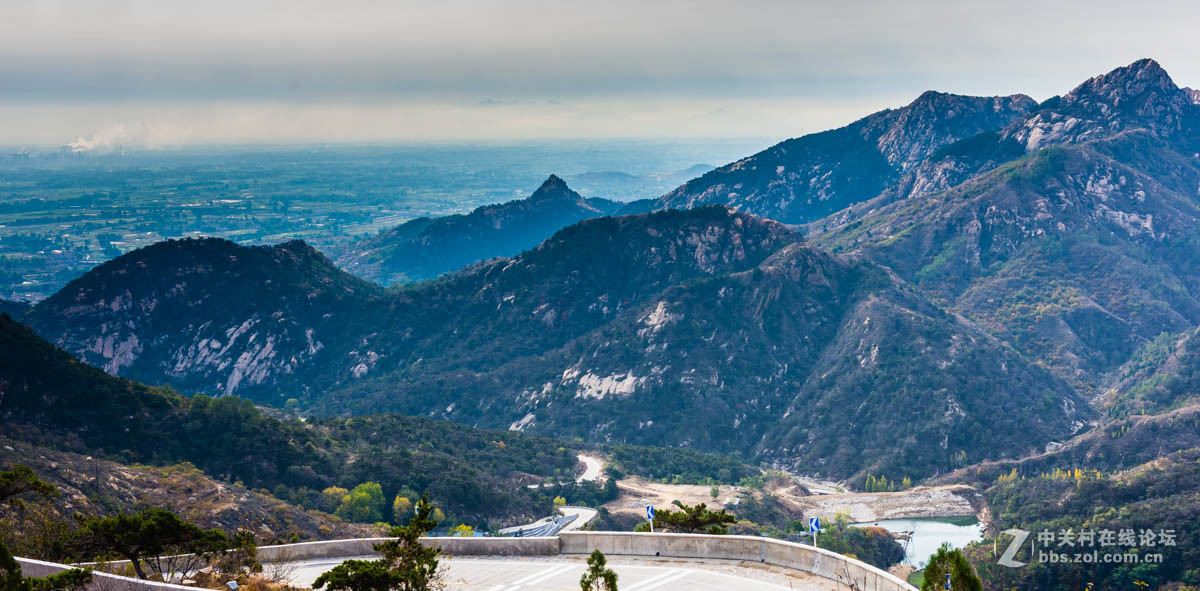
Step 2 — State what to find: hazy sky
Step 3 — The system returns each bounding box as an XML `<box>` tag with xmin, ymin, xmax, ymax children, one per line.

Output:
<box><xmin>3</xmin><ymin>0</ymin><xmax>1199</xmax><ymax>149</ymax></box>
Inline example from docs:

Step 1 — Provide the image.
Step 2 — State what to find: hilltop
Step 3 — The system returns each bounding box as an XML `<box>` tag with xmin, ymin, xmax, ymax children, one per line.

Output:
<box><xmin>336</xmin><ymin>175</ymin><xmax>622</xmax><ymax>284</ymax></box>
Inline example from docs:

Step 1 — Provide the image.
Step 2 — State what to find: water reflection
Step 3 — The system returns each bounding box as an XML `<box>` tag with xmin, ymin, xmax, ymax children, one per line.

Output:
<box><xmin>854</xmin><ymin>517</ymin><xmax>983</xmax><ymax>566</ymax></box>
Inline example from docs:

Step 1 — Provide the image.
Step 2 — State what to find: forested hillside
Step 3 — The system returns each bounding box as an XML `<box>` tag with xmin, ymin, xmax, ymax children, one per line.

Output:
<box><xmin>21</xmin><ymin>207</ymin><xmax>1088</xmax><ymax>483</ymax></box>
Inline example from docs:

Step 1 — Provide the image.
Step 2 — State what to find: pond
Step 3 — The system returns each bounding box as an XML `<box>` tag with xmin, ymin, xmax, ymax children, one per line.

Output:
<box><xmin>854</xmin><ymin>516</ymin><xmax>984</xmax><ymax>567</ymax></box>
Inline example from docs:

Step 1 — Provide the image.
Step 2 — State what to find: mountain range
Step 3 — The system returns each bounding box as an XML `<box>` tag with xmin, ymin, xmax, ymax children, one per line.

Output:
<box><xmin>808</xmin><ymin>58</ymin><xmax>1200</xmax><ymax>395</ymax></box>
<box><xmin>12</xmin><ymin>57</ymin><xmax>1200</xmax><ymax>590</ymax></box>
<box><xmin>648</xmin><ymin>91</ymin><xmax>1038</xmax><ymax>223</ymax></box>
<box><xmin>21</xmin><ymin>206</ymin><xmax>1088</xmax><ymax>482</ymax></box>
<box><xmin>17</xmin><ymin>58</ymin><xmax>1200</xmax><ymax>488</ymax></box>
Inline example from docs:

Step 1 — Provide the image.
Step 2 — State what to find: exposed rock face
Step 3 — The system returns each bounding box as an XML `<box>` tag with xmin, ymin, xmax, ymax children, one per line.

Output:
<box><xmin>1186</xmin><ymin>87</ymin><xmax>1200</xmax><ymax>105</ymax></box>
<box><xmin>336</xmin><ymin>175</ymin><xmax>623</xmax><ymax>285</ymax></box>
<box><xmin>884</xmin><ymin>59</ymin><xmax>1200</xmax><ymax>204</ymax></box>
<box><xmin>0</xmin><ymin>312</ymin><xmax>583</xmax><ymax>523</ymax></box>
<box><xmin>654</xmin><ymin>60</ymin><xmax>1198</xmax><ymax>236</ymax></box>
<box><xmin>1007</xmin><ymin>58</ymin><xmax>1197</xmax><ymax>150</ymax></box>
<box><xmin>31</xmin><ymin>59</ymin><xmax>1200</xmax><ymax>482</ymax></box>
<box><xmin>810</xmin><ymin>61</ymin><xmax>1200</xmax><ymax>395</ymax></box>
<box><xmin>23</xmin><ymin>238</ymin><xmax>382</xmax><ymax>401</ymax></box>
<box><xmin>25</xmin><ymin>207</ymin><xmax>1088</xmax><ymax>481</ymax></box>
<box><xmin>651</xmin><ymin>91</ymin><xmax>1035</xmax><ymax>223</ymax></box>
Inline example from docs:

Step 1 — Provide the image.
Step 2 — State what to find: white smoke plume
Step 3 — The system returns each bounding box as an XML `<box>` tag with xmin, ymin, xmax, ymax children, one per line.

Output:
<box><xmin>66</xmin><ymin>123</ymin><xmax>135</xmax><ymax>153</ymax></box>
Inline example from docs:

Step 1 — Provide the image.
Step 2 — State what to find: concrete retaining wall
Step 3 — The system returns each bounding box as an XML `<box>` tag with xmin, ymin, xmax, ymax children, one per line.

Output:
<box><xmin>422</xmin><ymin>536</ymin><xmax>561</xmax><ymax>557</ymax></box>
<box><xmin>559</xmin><ymin>532</ymin><xmax>916</xmax><ymax>591</ymax></box>
<box><xmin>256</xmin><ymin>538</ymin><xmax>393</xmax><ymax>562</ymax></box>
<box><xmin>27</xmin><ymin>531</ymin><xmax>913</xmax><ymax>591</ymax></box>
<box><xmin>15</xmin><ymin>557</ymin><xmax>194</xmax><ymax>591</ymax></box>
<box><xmin>255</xmin><ymin>536</ymin><xmax>561</xmax><ymax>562</ymax></box>
<box><xmin>253</xmin><ymin>532</ymin><xmax>915</xmax><ymax>591</ymax></box>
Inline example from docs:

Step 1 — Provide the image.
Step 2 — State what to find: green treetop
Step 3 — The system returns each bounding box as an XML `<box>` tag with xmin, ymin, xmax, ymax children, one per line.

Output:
<box><xmin>921</xmin><ymin>544</ymin><xmax>981</xmax><ymax>591</ymax></box>
<box><xmin>650</xmin><ymin>500</ymin><xmax>736</xmax><ymax>535</ymax></box>
<box><xmin>579</xmin><ymin>550</ymin><xmax>618</xmax><ymax>591</ymax></box>
<box><xmin>315</xmin><ymin>493</ymin><xmax>444</xmax><ymax>591</ymax></box>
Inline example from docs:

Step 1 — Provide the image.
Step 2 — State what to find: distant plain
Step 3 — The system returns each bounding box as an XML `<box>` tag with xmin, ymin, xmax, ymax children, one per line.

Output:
<box><xmin>0</xmin><ymin>138</ymin><xmax>774</xmax><ymax>300</ymax></box>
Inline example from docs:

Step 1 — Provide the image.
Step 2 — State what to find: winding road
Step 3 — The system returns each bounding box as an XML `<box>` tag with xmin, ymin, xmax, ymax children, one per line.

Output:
<box><xmin>575</xmin><ymin>453</ymin><xmax>603</xmax><ymax>483</ymax></box>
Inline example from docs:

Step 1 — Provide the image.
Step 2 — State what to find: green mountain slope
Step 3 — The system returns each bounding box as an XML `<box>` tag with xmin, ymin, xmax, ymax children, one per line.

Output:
<box><xmin>0</xmin><ymin>313</ymin><xmax>577</xmax><ymax>522</ymax></box>
<box><xmin>810</xmin><ymin>61</ymin><xmax>1200</xmax><ymax>393</ymax></box>
<box><xmin>965</xmin><ymin>447</ymin><xmax>1200</xmax><ymax>590</ymax></box>
<box><xmin>1106</xmin><ymin>327</ymin><xmax>1200</xmax><ymax>417</ymax></box>
<box><xmin>23</xmin><ymin>207</ymin><xmax>1089</xmax><ymax>482</ymax></box>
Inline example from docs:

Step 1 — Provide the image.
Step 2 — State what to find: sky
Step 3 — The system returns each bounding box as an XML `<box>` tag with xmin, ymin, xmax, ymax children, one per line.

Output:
<box><xmin>3</xmin><ymin>0</ymin><xmax>1200</xmax><ymax>149</ymax></box>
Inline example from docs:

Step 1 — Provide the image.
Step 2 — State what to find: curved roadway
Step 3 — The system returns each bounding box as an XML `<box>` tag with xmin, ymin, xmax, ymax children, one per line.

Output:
<box><xmin>507</xmin><ymin>453</ymin><xmax>604</xmax><ymax>536</ymax></box>
<box><xmin>575</xmin><ymin>454</ymin><xmax>604</xmax><ymax>483</ymax></box>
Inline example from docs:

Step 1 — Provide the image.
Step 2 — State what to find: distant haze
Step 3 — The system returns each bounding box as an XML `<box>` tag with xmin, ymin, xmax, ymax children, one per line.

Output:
<box><xmin>2</xmin><ymin>0</ymin><xmax>1198</xmax><ymax>148</ymax></box>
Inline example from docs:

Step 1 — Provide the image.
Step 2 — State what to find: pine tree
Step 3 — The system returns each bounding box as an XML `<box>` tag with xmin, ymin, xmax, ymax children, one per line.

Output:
<box><xmin>920</xmin><ymin>544</ymin><xmax>981</xmax><ymax>591</ymax></box>
<box><xmin>651</xmin><ymin>500</ymin><xmax>736</xmax><ymax>534</ymax></box>
<box><xmin>315</xmin><ymin>493</ymin><xmax>444</xmax><ymax>591</ymax></box>
<box><xmin>579</xmin><ymin>550</ymin><xmax>618</xmax><ymax>591</ymax></box>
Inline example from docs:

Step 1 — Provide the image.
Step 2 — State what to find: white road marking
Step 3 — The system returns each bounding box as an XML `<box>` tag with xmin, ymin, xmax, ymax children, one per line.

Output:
<box><xmin>704</xmin><ymin>569</ymin><xmax>796</xmax><ymax>590</ymax></box>
<box><xmin>622</xmin><ymin>568</ymin><xmax>684</xmax><ymax>591</ymax></box>
<box><xmin>486</xmin><ymin>563</ymin><xmax>573</xmax><ymax>591</ymax></box>
<box><xmin>635</xmin><ymin>568</ymin><xmax>692</xmax><ymax>590</ymax></box>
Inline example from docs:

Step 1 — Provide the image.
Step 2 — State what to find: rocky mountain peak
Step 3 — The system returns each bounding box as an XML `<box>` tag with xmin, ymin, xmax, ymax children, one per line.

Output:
<box><xmin>1064</xmin><ymin>58</ymin><xmax>1180</xmax><ymax>106</ymax></box>
<box><xmin>997</xmin><ymin>59</ymin><xmax>1197</xmax><ymax>152</ymax></box>
<box><xmin>908</xmin><ymin>89</ymin><xmax>949</xmax><ymax>107</ymax></box>
<box><xmin>875</xmin><ymin>91</ymin><xmax>1036</xmax><ymax>171</ymax></box>
<box><xmin>1185</xmin><ymin>87</ymin><xmax>1200</xmax><ymax>105</ymax></box>
<box><xmin>528</xmin><ymin>174</ymin><xmax>581</xmax><ymax>203</ymax></box>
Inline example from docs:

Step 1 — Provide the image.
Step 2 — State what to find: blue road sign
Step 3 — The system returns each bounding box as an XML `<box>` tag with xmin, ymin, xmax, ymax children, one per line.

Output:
<box><xmin>646</xmin><ymin>505</ymin><xmax>655</xmax><ymax>521</ymax></box>
<box><xmin>809</xmin><ymin>516</ymin><xmax>821</xmax><ymax>533</ymax></box>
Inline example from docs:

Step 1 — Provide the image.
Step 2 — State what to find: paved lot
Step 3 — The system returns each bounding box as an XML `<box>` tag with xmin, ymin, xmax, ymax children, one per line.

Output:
<box><xmin>287</xmin><ymin>555</ymin><xmax>838</xmax><ymax>590</ymax></box>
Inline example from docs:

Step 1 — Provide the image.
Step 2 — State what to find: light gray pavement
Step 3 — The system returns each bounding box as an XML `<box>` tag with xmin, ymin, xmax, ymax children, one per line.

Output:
<box><xmin>575</xmin><ymin>454</ymin><xmax>604</xmax><ymax>483</ymax></box>
<box><xmin>555</xmin><ymin>506</ymin><xmax>597</xmax><ymax>533</ymax></box>
<box><xmin>498</xmin><ymin>506</ymin><xmax>596</xmax><ymax>537</ymax></box>
<box><xmin>498</xmin><ymin>513</ymin><xmax>577</xmax><ymax>537</ymax></box>
<box><xmin>285</xmin><ymin>555</ymin><xmax>839</xmax><ymax>590</ymax></box>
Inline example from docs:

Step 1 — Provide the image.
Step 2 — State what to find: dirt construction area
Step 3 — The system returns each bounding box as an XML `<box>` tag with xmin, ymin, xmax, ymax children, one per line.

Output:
<box><xmin>776</xmin><ymin>485</ymin><xmax>979</xmax><ymax>522</ymax></box>
<box><xmin>603</xmin><ymin>477</ymin><xmax>748</xmax><ymax>516</ymax></box>
<box><xmin>603</xmin><ymin>476</ymin><xmax>978</xmax><ymax>523</ymax></box>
